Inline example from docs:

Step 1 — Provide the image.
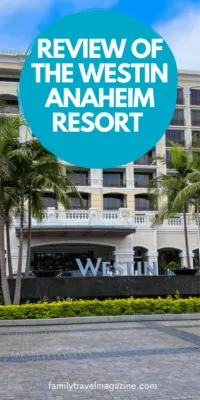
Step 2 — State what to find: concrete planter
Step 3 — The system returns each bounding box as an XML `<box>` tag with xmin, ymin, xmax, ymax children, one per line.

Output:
<box><xmin>172</xmin><ymin>269</ymin><xmax>198</xmax><ymax>275</ymax></box>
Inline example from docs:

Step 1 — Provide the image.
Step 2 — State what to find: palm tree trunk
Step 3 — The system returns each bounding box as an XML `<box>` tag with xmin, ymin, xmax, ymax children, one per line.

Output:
<box><xmin>5</xmin><ymin>218</ymin><xmax>13</xmax><ymax>279</ymax></box>
<box><xmin>196</xmin><ymin>205</ymin><xmax>200</xmax><ymax>268</ymax></box>
<box><xmin>183</xmin><ymin>207</ymin><xmax>191</xmax><ymax>269</ymax></box>
<box><xmin>0</xmin><ymin>197</ymin><xmax>11</xmax><ymax>305</ymax></box>
<box><xmin>13</xmin><ymin>187</ymin><xmax>24</xmax><ymax>305</ymax></box>
<box><xmin>25</xmin><ymin>194</ymin><xmax>31</xmax><ymax>278</ymax></box>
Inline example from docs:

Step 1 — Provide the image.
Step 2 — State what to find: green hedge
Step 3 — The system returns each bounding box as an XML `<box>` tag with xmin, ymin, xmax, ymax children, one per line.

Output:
<box><xmin>1</xmin><ymin>297</ymin><xmax>200</xmax><ymax>319</ymax></box>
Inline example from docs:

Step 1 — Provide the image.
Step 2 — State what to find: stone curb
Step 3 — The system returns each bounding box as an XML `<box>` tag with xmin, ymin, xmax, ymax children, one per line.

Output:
<box><xmin>0</xmin><ymin>313</ymin><xmax>200</xmax><ymax>326</ymax></box>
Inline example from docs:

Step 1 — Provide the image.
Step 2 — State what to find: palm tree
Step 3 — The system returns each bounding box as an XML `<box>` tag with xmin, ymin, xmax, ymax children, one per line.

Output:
<box><xmin>0</xmin><ymin>119</ymin><xmax>81</xmax><ymax>304</ymax></box>
<box><xmin>12</xmin><ymin>141</ymin><xmax>35</xmax><ymax>304</ymax></box>
<box><xmin>149</xmin><ymin>142</ymin><xmax>193</xmax><ymax>269</ymax></box>
<box><xmin>173</xmin><ymin>147</ymin><xmax>200</xmax><ymax>267</ymax></box>
<box><xmin>3</xmin><ymin>187</ymin><xmax>20</xmax><ymax>278</ymax></box>
<box><xmin>23</xmin><ymin>140</ymin><xmax>78</xmax><ymax>279</ymax></box>
<box><xmin>0</xmin><ymin>116</ymin><xmax>21</xmax><ymax>305</ymax></box>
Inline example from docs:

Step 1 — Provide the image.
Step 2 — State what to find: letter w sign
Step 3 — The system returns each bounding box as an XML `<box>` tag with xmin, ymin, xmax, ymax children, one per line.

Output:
<box><xmin>75</xmin><ymin>258</ymin><xmax>102</xmax><ymax>276</ymax></box>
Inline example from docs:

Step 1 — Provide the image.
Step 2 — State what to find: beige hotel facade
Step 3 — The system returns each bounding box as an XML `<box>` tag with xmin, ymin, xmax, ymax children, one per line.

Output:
<box><xmin>1</xmin><ymin>51</ymin><xmax>200</xmax><ymax>276</ymax></box>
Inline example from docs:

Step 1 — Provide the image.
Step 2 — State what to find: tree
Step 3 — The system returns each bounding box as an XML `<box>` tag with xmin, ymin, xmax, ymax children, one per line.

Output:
<box><xmin>149</xmin><ymin>142</ymin><xmax>194</xmax><ymax>269</ymax></box>
<box><xmin>3</xmin><ymin>187</ymin><xmax>20</xmax><ymax>278</ymax></box>
<box><xmin>0</xmin><ymin>116</ymin><xmax>21</xmax><ymax>305</ymax></box>
<box><xmin>0</xmin><ymin>119</ymin><xmax>80</xmax><ymax>304</ymax></box>
<box><xmin>173</xmin><ymin>146</ymin><xmax>200</xmax><ymax>267</ymax></box>
<box><xmin>9</xmin><ymin>138</ymin><xmax>31</xmax><ymax>305</ymax></box>
<box><xmin>23</xmin><ymin>139</ymin><xmax>78</xmax><ymax>279</ymax></box>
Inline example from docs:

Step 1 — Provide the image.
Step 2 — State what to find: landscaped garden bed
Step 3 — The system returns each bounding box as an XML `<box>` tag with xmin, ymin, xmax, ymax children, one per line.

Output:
<box><xmin>1</xmin><ymin>297</ymin><xmax>200</xmax><ymax>319</ymax></box>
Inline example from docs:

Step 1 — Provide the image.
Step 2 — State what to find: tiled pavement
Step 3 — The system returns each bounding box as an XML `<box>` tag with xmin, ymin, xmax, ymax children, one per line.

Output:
<box><xmin>0</xmin><ymin>320</ymin><xmax>200</xmax><ymax>399</ymax></box>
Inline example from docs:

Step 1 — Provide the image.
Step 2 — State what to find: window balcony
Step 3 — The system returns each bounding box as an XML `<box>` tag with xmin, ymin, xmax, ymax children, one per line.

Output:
<box><xmin>103</xmin><ymin>180</ymin><xmax>126</xmax><ymax>188</ymax></box>
<box><xmin>192</xmin><ymin>131</ymin><xmax>200</xmax><ymax>145</ymax></box>
<box><xmin>191</xmin><ymin>99</ymin><xmax>200</xmax><ymax>106</ymax></box>
<box><xmin>190</xmin><ymin>90</ymin><xmax>200</xmax><ymax>106</ymax></box>
<box><xmin>191</xmin><ymin>110</ymin><xmax>200</xmax><ymax>126</ymax></box>
<box><xmin>14</xmin><ymin>208</ymin><xmax>135</xmax><ymax>235</ymax></box>
<box><xmin>134</xmin><ymin>182</ymin><xmax>150</xmax><ymax>188</ymax></box>
<box><xmin>165</xmin><ymin>130</ymin><xmax>185</xmax><ymax>146</ymax></box>
<box><xmin>176</xmin><ymin>88</ymin><xmax>184</xmax><ymax>105</ymax></box>
<box><xmin>14</xmin><ymin>210</ymin><xmax>200</xmax><ymax>231</ymax></box>
<box><xmin>170</xmin><ymin>118</ymin><xmax>185</xmax><ymax>126</ymax></box>
<box><xmin>73</xmin><ymin>171</ymin><xmax>90</xmax><ymax>186</ymax></box>
<box><xmin>191</xmin><ymin>119</ymin><xmax>200</xmax><ymax>127</ymax></box>
<box><xmin>74</xmin><ymin>179</ymin><xmax>90</xmax><ymax>186</ymax></box>
<box><xmin>170</xmin><ymin>109</ymin><xmax>185</xmax><ymax>126</ymax></box>
<box><xmin>134</xmin><ymin>150</ymin><xmax>156</xmax><ymax>166</ymax></box>
<box><xmin>103</xmin><ymin>172</ymin><xmax>126</xmax><ymax>187</ymax></box>
<box><xmin>134</xmin><ymin>173</ymin><xmax>153</xmax><ymax>188</ymax></box>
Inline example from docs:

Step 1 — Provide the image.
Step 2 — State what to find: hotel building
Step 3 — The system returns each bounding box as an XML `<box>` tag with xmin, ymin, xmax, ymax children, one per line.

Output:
<box><xmin>1</xmin><ymin>51</ymin><xmax>200</xmax><ymax>275</ymax></box>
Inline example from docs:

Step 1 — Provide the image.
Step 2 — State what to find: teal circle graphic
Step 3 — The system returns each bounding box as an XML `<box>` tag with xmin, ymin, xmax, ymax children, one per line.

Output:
<box><xmin>19</xmin><ymin>10</ymin><xmax>178</xmax><ymax>168</ymax></box>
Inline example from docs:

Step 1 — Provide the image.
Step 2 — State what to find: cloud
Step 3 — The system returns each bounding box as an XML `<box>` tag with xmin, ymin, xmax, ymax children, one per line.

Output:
<box><xmin>154</xmin><ymin>4</ymin><xmax>200</xmax><ymax>70</ymax></box>
<box><xmin>0</xmin><ymin>0</ymin><xmax>119</xmax><ymax>50</ymax></box>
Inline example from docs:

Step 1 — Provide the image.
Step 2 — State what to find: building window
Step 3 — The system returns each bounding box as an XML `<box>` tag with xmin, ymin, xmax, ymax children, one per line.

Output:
<box><xmin>0</xmin><ymin>77</ymin><xmax>19</xmax><ymax>82</ymax></box>
<box><xmin>135</xmin><ymin>194</ymin><xmax>155</xmax><ymax>211</ymax></box>
<box><xmin>103</xmin><ymin>193</ymin><xmax>126</xmax><ymax>209</ymax></box>
<box><xmin>134</xmin><ymin>149</ymin><xmax>155</xmax><ymax>165</ymax></box>
<box><xmin>134</xmin><ymin>172</ymin><xmax>153</xmax><ymax>188</ymax></box>
<box><xmin>166</xmin><ymin>151</ymin><xmax>174</xmax><ymax>169</ymax></box>
<box><xmin>103</xmin><ymin>171</ymin><xmax>125</xmax><ymax>187</ymax></box>
<box><xmin>191</xmin><ymin>110</ymin><xmax>200</xmax><ymax>126</ymax></box>
<box><xmin>43</xmin><ymin>193</ymin><xmax>57</xmax><ymax>208</ymax></box>
<box><xmin>69</xmin><ymin>192</ymin><xmax>90</xmax><ymax>209</ymax></box>
<box><xmin>170</xmin><ymin>109</ymin><xmax>185</xmax><ymax>126</ymax></box>
<box><xmin>192</xmin><ymin>130</ymin><xmax>200</xmax><ymax>145</ymax></box>
<box><xmin>190</xmin><ymin>89</ymin><xmax>200</xmax><ymax>106</ymax></box>
<box><xmin>73</xmin><ymin>170</ymin><xmax>89</xmax><ymax>186</ymax></box>
<box><xmin>177</xmin><ymin>88</ymin><xmax>184</xmax><ymax>105</ymax></box>
<box><xmin>165</xmin><ymin>130</ymin><xmax>185</xmax><ymax>145</ymax></box>
<box><xmin>0</xmin><ymin>69</ymin><xmax>20</xmax><ymax>82</ymax></box>
<box><xmin>0</xmin><ymin>95</ymin><xmax>19</xmax><ymax>114</ymax></box>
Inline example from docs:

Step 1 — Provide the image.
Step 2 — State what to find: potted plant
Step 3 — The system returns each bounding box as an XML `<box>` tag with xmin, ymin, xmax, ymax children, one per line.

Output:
<box><xmin>165</xmin><ymin>261</ymin><xmax>198</xmax><ymax>275</ymax></box>
<box><xmin>164</xmin><ymin>261</ymin><xmax>180</xmax><ymax>275</ymax></box>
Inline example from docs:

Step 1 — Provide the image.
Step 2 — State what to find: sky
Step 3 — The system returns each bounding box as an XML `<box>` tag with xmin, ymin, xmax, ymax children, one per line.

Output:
<box><xmin>0</xmin><ymin>0</ymin><xmax>200</xmax><ymax>70</ymax></box>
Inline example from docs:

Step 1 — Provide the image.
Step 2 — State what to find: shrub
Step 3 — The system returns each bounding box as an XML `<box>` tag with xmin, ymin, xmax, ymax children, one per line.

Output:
<box><xmin>0</xmin><ymin>297</ymin><xmax>200</xmax><ymax>320</ymax></box>
<box><xmin>164</xmin><ymin>261</ymin><xmax>180</xmax><ymax>271</ymax></box>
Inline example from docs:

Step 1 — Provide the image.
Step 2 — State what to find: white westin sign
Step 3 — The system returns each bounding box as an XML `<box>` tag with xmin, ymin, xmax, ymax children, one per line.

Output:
<box><xmin>75</xmin><ymin>258</ymin><xmax>158</xmax><ymax>277</ymax></box>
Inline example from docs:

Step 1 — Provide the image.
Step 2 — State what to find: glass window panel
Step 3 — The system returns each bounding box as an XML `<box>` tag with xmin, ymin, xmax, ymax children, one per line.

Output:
<box><xmin>170</xmin><ymin>109</ymin><xmax>184</xmax><ymax>126</ymax></box>
<box><xmin>165</xmin><ymin>130</ymin><xmax>184</xmax><ymax>145</ymax></box>
<box><xmin>177</xmin><ymin>88</ymin><xmax>184</xmax><ymax>104</ymax></box>
<box><xmin>190</xmin><ymin>89</ymin><xmax>200</xmax><ymax>105</ymax></box>
<box><xmin>103</xmin><ymin>194</ymin><xmax>124</xmax><ymax>209</ymax></box>
<box><xmin>103</xmin><ymin>172</ymin><xmax>123</xmax><ymax>186</ymax></box>
<box><xmin>135</xmin><ymin>195</ymin><xmax>151</xmax><ymax>211</ymax></box>
<box><xmin>192</xmin><ymin>130</ymin><xmax>200</xmax><ymax>144</ymax></box>
<box><xmin>134</xmin><ymin>173</ymin><xmax>153</xmax><ymax>187</ymax></box>
<box><xmin>43</xmin><ymin>193</ymin><xmax>57</xmax><ymax>208</ymax></box>
<box><xmin>0</xmin><ymin>98</ymin><xmax>19</xmax><ymax>114</ymax></box>
<box><xmin>73</xmin><ymin>171</ymin><xmax>89</xmax><ymax>185</ymax></box>
<box><xmin>69</xmin><ymin>193</ymin><xmax>90</xmax><ymax>209</ymax></box>
<box><xmin>191</xmin><ymin>110</ymin><xmax>200</xmax><ymax>126</ymax></box>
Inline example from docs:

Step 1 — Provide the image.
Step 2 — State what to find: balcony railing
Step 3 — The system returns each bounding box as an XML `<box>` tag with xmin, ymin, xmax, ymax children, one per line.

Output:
<box><xmin>170</xmin><ymin>118</ymin><xmax>185</xmax><ymax>126</ymax></box>
<box><xmin>134</xmin><ymin>156</ymin><xmax>155</xmax><ymax>166</ymax></box>
<box><xmin>134</xmin><ymin>181</ymin><xmax>151</xmax><ymax>188</ymax></box>
<box><xmin>134</xmin><ymin>214</ymin><xmax>147</xmax><ymax>224</ymax></box>
<box><xmin>190</xmin><ymin>98</ymin><xmax>200</xmax><ymax>106</ymax></box>
<box><xmin>13</xmin><ymin>210</ymin><xmax>200</xmax><ymax>229</ymax></box>
<box><xmin>74</xmin><ymin>180</ymin><xmax>90</xmax><ymax>186</ymax></box>
<box><xmin>103</xmin><ymin>181</ymin><xmax>126</xmax><ymax>187</ymax></box>
<box><xmin>191</xmin><ymin>119</ymin><xmax>200</xmax><ymax>127</ymax></box>
<box><xmin>13</xmin><ymin>208</ymin><xmax>134</xmax><ymax>228</ymax></box>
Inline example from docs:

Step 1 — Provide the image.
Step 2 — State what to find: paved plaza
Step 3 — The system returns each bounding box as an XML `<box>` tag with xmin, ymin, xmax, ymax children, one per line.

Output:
<box><xmin>0</xmin><ymin>320</ymin><xmax>200</xmax><ymax>399</ymax></box>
